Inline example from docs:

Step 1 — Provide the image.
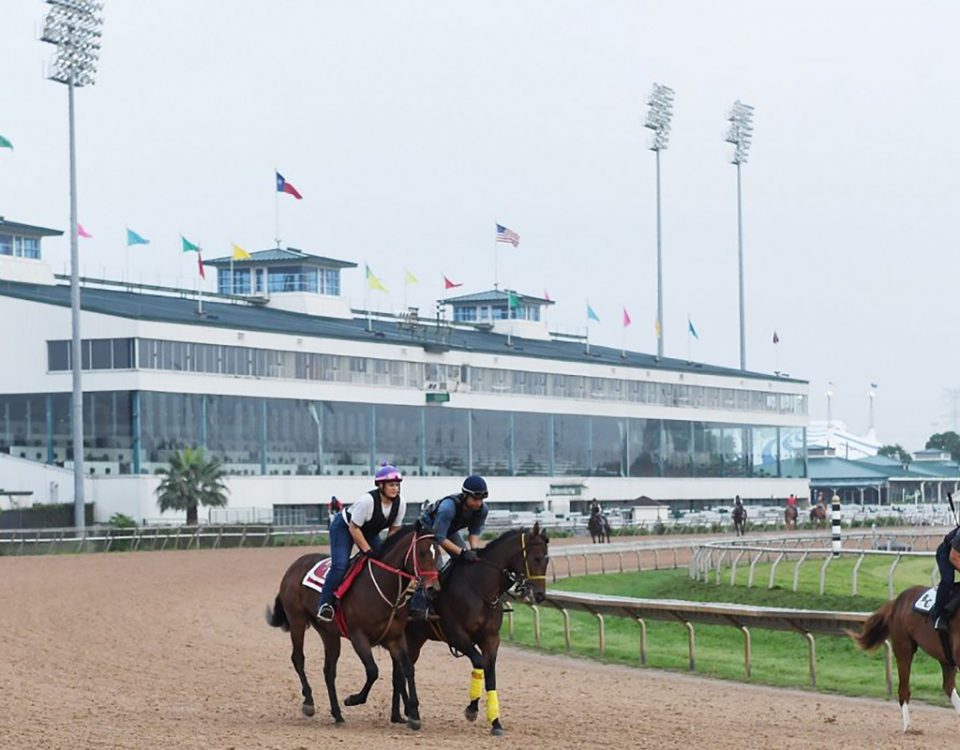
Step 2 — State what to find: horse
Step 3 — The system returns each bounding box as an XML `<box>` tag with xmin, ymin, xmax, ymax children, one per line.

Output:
<box><xmin>853</xmin><ymin>585</ymin><xmax>960</xmax><ymax>732</ymax></box>
<box><xmin>784</xmin><ymin>503</ymin><xmax>798</xmax><ymax>530</ymax></box>
<box><xmin>732</xmin><ymin>504</ymin><xmax>747</xmax><ymax>536</ymax></box>
<box><xmin>809</xmin><ymin>503</ymin><xmax>828</xmax><ymax>527</ymax></box>
<box><xmin>266</xmin><ymin>521</ymin><xmax>441</xmax><ymax>729</ymax></box>
<box><xmin>588</xmin><ymin>512</ymin><xmax>611</xmax><ymax>543</ymax></box>
<box><xmin>390</xmin><ymin>524</ymin><xmax>550</xmax><ymax>736</ymax></box>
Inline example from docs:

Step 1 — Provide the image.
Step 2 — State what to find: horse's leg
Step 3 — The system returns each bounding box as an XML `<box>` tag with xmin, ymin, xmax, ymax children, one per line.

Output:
<box><xmin>481</xmin><ymin>635</ymin><xmax>505</xmax><ymax>736</ymax></box>
<box><xmin>941</xmin><ymin>659</ymin><xmax>960</xmax><ymax>714</ymax></box>
<box><xmin>388</xmin><ymin>643</ymin><xmax>422</xmax><ymax>731</ymax></box>
<box><xmin>893</xmin><ymin>636</ymin><xmax>917</xmax><ymax>732</ymax></box>
<box><xmin>391</xmin><ymin>629</ymin><xmax>425</xmax><ymax>723</ymax></box>
<box><xmin>288</xmin><ymin>614</ymin><xmax>315</xmax><ymax>716</ymax></box>
<box><xmin>319</xmin><ymin>629</ymin><xmax>345</xmax><ymax>725</ymax></box>
<box><xmin>343</xmin><ymin>632</ymin><xmax>378</xmax><ymax>707</ymax></box>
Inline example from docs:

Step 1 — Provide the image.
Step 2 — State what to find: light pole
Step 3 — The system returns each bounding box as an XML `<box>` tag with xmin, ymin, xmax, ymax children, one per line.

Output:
<box><xmin>41</xmin><ymin>0</ymin><xmax>105</xmax><ymax>531</ymax></box>
<box><xmin>644</xmin><ymin>83</ymin><xmax>674</xmax><ymax>360</ymax></box>
<box><xmin>725</xmin><ymin>100</ymin><xmax>754</xmax><ymax>371</ymax></box>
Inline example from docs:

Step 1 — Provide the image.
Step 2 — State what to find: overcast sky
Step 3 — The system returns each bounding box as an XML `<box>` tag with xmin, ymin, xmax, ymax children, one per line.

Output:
<box><xmin>2</xmin><ymin>1</ymin><xmax>958</xmax><ymax>451</ymax></box>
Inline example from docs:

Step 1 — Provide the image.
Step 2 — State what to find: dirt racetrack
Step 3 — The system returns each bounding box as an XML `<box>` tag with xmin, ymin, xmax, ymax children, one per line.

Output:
<box><xmin>2</xmin><ymin>544</ymin><xmax>958</xmax><ymax>750</ymax></box>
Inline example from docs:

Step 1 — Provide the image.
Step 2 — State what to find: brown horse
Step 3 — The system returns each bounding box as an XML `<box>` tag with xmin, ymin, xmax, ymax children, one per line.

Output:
<box><xmin>809</xmin><ymin>503</ymin><xmax>828</xmax><ymax>527</ymax></box>
<box><xmin>390</xmin><ymin>525</ymin><xmax>550</xmax><ymax>735</ymax></box>
<box><xmin>784</xmin><ymin>504</ymin><xmax>798</xmax><ymax>530</ymax></box>
<box><xmin>266</xmin><ymin>522</ymin><xmax>441</xmax><ymax>729</ymax></box>
<box><xmin>588</xmin><ymin>512</ymin><xmax>611</xmax><ymax>543</ymax></box>
<box><xmin>853</xmin><ymin>586</ymin><xmax>960</xmax><ymax>732</ymax></box>
<box><xmin>732</xmin><ymin>504</ymin><xmax>747</xmax><ymax>536</ymax></box>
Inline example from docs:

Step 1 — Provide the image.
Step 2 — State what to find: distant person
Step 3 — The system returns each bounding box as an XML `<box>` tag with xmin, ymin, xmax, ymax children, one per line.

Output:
<box><xmin>589</xmin><ymin>498</ymin><xmax>602</xmax><ymax>517</ymax></box>
<box><xmin>732</xmin><ymin>495</ymin><xmax>747</xmax><ymax>536</ymax></box>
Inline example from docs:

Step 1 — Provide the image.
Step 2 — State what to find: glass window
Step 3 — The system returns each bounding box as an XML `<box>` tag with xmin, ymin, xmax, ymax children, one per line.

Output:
<box><xmin>140</xmin><ymin>392</ymin><xmax>201</xmax><ymax>470</ymax></box>
<box><xmin>424</xmin><ymin>408</ymin><xmax>467</xmax><ymax>476</ymax></box>
<box><xmin>22</xmin><ymin>237</ymin><xmax>39</xmax><ymax>258</ymax></box>
<box><xmin>90</xmin><ymin>339</ymin><xmax>113</xmax><ymax>369</ymax></box>
<box><xmin>591</xmin><ymin>417</ymin><xmax>626</xmax><ymax>477</ymax></box>
<box><xmin>554</xmin><ymin>414</ymin><xmax>588</xmax><ymax>476</ymax></box>
<box><xmin>206</xmin><ymin>395</ymin><xmax>261</xmax><ymax>469</ymax></box>
<box><xmin>513</xmin><ymin>412</ymin><xmax>549</xmax><ymax>476</ymax></box>
<box><xmin>662</xmin><ymin>420</ymin><xmax>692</xmax><ymax>477</ymax></box>
<box><xmin>779</xmin><ymin>426</ymin><xmax>807</xmax><ymax>478</ymax></box>
<box><xmin>112</xmin><ymin>339</ymin><xmax>133</xmax><ymax>369</ymax></box>
<box><xmin>750</xmin><ymin>426</ymin><xmax>779</xmax><ymax>477</ymax></box>
<box><xmin>692</xmin><ymin>423</ymin><xmax>724</xmax><ymax>477</ymax></box>
<box><xmin>374</xmin><ymin>404</ymin><xmax>421</xmax><ymax>476</ymax></box>
<box><xmin>628</xmin><ymin>418</ymin><xmax>661</xmax><ymax>477</ymax></box>
<box><xmin>323</xmin><ymin>401</ymin><xmax>371</xmax><ymax>476</ymax></box>
<box><xmin>721</xmin><ymin>425</ymin><xmax>748</xmax><ymax>477</ymax></box>
<box><xmin>266</xmin><ymin>399</ymin><xmax>320</xmax><ymax>475</ymax></box>
<box><xmin>48</xmin><ymin>341</ymin><xmax>69</xmax><ymax>371</ymax></box>
<box><xmin>0</xmin><ymin>234</ymin><xmax>12</xmax><ymax>255</ymax></box>
<box><xmin>471</xmin><ymin>410</ymin><xmax>511</xmax><ymax>475</ymax></box>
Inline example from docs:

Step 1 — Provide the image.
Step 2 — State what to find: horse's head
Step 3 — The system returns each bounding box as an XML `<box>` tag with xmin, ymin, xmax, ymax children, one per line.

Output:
<box><xmin>508</xmin><ymin>522</ymin><xmax>550</xmax><ymax>604</ymax></box>
<box><xmin>411</xmin><ymin>520</ymin><xmax>442</xmax><ymax>594</ymax></box>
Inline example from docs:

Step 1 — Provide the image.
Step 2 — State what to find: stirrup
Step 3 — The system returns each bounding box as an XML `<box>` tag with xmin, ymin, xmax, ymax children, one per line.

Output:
<box><xmin>317</xmin><ymin>603</ymin><xmax>334</xmax><ymax>622</ymax></box>
<box><xmin>935</xmin><ymin>616</ymin><xmax>949</xmax><ymax>632</ymax></box>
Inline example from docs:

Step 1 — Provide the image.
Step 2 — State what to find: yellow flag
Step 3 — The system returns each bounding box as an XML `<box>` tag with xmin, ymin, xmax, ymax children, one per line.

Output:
<box><xmin>655</xmin><ymin>319</ymin><xmax>662</xmax><ymax>337</ymax></box>
<box><xmin>365</xmin><ymin>264</ymin><xmax>389</xmax><ymax>293</ymax></box>
<box><xmin>404</xmin><ymin>268</ymin><xmax>418</xmax><ymax>284</ymax></box>
<box><xmin>232</xmin><ymin>243</ymin><xmax>251</xmax><ymax>260</ymax></box>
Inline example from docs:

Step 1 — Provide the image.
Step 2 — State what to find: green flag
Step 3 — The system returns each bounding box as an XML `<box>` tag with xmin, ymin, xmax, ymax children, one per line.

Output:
<box><xmin>508</xmin><ymin>291</ymin><xmax>520</xmax><ymax>309</ymax></box>
<box><xmin>181</xmin><ymin>235</ymin><xmax>200</xmax><ymax>253</ymax></box>
<box><xmin>0</xmin><ymin>135</ymin><xmax>12</xmax><ymax>150</ymax></box>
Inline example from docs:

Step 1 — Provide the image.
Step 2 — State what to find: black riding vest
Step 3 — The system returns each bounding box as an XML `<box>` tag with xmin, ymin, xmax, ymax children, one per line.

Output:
<box><xmin>426</xmin><ymin>493</ymin><xmax>475</xmax><ymax>534</ymax></box>
<box><xmin>348</xmin><ymin>488</ymin><xmax>401</xmax><ymax>542</ymax></box>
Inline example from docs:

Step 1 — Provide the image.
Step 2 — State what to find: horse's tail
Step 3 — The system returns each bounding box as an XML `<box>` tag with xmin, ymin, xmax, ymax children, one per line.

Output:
<box><xmin>852</xmin><ymin>599</ymin><xmax>895</xmax><ymax>652</ymax></box>
<box><xmin>265</xmin><ymin>594</ymin><xmax>290</xmax><ymax>632</ymax></box>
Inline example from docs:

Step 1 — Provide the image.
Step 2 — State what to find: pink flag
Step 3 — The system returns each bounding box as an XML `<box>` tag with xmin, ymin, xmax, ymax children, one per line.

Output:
<box><xmin>198</xmin><ymin>252</ymin><xmax>206</xmax><ymax>280</ymax></box>
<box><xmin>77</xmin><ymin>223</ymin><xmax>93</xmax><ymax>239</ymax></box>
<box><xmin>444</xmin><ymin>275</ymin><xmax>463</xmax><ymax>289</ymax></box>
<box><xmin>623</xmin><ymin>308</ymin><xmax>632</xmax><ymax>327</ymax></box>
<box><xmin>544</xmin><ymin>289</ymin><xmax>552</xmax><ymax>302</ymax></box>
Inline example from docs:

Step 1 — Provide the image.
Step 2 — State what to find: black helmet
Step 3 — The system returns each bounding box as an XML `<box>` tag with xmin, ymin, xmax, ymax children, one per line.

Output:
<box><xmin>461</xmin><ymin>475</ymin><xmax>488</xmax><ymax>496</ymax></box>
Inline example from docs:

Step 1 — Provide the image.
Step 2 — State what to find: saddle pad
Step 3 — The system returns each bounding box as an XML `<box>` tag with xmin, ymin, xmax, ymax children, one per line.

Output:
<box><xmin>301</xmin><ymin>558</ymin><xmax>332</xmax><ymax>593</ymax></box>
<box><xmin>913</xmin><ymin>587</ymin><xmax>938</xmax><ymax>614</ymax></box>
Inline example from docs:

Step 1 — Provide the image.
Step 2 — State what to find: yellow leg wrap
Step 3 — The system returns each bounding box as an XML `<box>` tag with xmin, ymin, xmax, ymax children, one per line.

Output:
<box><xmin>469</xmin><ymin>669</ymin><xmax>484</xmax><ymax>701</ymax></box>
<box><xmin>486</xmin><ymin>690</ymin><xmax>500</xmax><ymax>724</ymax></box>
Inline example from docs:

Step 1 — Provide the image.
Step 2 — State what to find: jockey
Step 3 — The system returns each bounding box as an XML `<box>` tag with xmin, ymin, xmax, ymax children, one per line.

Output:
<box><xmin>410</xmin><ymin>475</ymin><xmax>490</xmax><ymax>620</ymax></box>
<box><xmin>315</xmin><ymin>462</ymin><xmax>407</xmax><ymax>622</ymax></box>
<box><xmin>932</xmin><ymin>525</ymin><xmax>960</xmax><ymax>631</ymax></box>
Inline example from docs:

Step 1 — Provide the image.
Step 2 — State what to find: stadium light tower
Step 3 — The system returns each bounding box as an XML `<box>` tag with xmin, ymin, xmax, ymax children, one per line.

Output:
<box><xmin>41</xmin><ymin>0</ymin><xmax>105</xmax><ymax>531</ymax></box>
<box><xmin>725</xmin><ymin>99</ymin><xmax>754</xmax><ymax>371</ymax></box>
<box><xmin>644</xmin><ymin>83</ymin><xmax>674</xmax><ymax>360</ymax></box>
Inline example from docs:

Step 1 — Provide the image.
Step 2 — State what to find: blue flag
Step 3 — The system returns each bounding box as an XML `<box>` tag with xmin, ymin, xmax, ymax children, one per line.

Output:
<box><xmin>688</xmin><ymin>317</ymin><xmax>699</xmax><ymax>340</ymax></box>
<box><xmin>126</xmin><ymin>228</ymin><xmax>149</xmax><ymax>246</ymax></box>
<box><xmin>587</xmin><ymin>303</ymin><xmax>600</xmax><ymax>323</ymax></box>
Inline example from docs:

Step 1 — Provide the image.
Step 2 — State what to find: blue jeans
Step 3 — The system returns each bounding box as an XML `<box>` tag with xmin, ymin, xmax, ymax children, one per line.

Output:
<box><xmin>318</xmin><ymin>515</ymin><xmax>381</xmax><ymax>608</ymax></box>
<box><xmin>935</xmin><ymin>543</ymin><xmax>955</xmax><ymax>616</ymax></box>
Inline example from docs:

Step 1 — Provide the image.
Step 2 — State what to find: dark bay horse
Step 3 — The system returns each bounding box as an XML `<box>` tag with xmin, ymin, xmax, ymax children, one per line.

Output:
<box><xmin>732</xmin><ymin>504</ymin><xmax>747</xmax><ymax>536</ymax></box>
<box><xmin>809</xmin><ymin>503</ymin><xmax>828</xmax><ymax>527</ymax></box>
<box><xmin>854</xmin><ymin>585</ymin><xmax>960</xmax><ymax>732</ymax></box>
<box><xmin>391</xmin><ymin>524</ymin><xmax>550</xmax><ymax>736</ymax></box>
<box><xmin>266</xmin><ymin>522</ymin><xmax>441</xmax><ymax>729</ymax></box>
<box><xmin>784</xmin><ymin>503</ymin><xmax>798</xmax><ymax>530</ymax></box>
<box><xmin>588</xmin><ymin>512</ymin><xmax>611</xmax><ymax>543</ymax></box>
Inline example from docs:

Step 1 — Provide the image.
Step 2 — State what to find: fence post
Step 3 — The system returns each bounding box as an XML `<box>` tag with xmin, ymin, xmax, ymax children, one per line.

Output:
<box><xmin>654</xmin><ymin>548</ymin><xmax>660</xmax><ymax>570</ymax></box>
<box><xmin>888</xmin><ymin>555</ymin><xmax>901</xmax><ymax>600</ymax></box>
<box><xmin>730</xmin><ymin>549</ymin><xmax>746</xmax><ymax>586</ymax></box>
<box><xmin>595</xmin><ymin>613</ymin><xmax>605</xmax><ymax>656</ymax></box>
<box><xmin>851</xmin><ymin>553</ymin><xmax>866</xmax><ymax>596</ymax></box>
<box><xmin>561</xmin><ymin>608</ymin><xmax>571</xmax><ymax>653</ymax></box>
<box><xmin>804</xmin><ymin>632</ymin><xmax>817</xmax><ymax>687</ymax></box>
<box><xmin>685</xmin><ymin>621</ymin><xmax>696</xmax><ymax>671</ymax></box>
<box><xmin>617</xmin><ymin>551</ymin><xmax>624</xmax><ymax>574</ymax></box>
<box><xmin>819</xmin><ymin>554</ymin><xmax>833</xmax><ymax>595</ymax></box>
<box><xmin>635</xmin><ymin>549</ymin><xmax>643</xmax><ymax>572</ymax></box>
<box><xmin>747</xmin><ymin>550</ymin><xmax>763</xmax><ymax>589</ymax></box>
<box><xmin>768</xmin><ymin>551</ymin><xmax>785</xmax><ymax>589</ymax></box>
<box><xmin>741</xmin><ymin>625</ymin><xmax>752</xmax><ymax>679</ymax></box>
<box><xmin>637</xmin><ymin>618</ymin><xmax>647</xmax><ymax>666</ymax></box>
<box><xmin>532</xmin><ymin>605</ymin><xmax>541</xmax><ymax>648</ymax></box>
<box><xmin>792</xmin><ymin>551</ymin><xmax>809</xmax><ymax>592</ymax></box>
<box><xmin>716</xmin><ymin>549</ymin><xmax>728</xmax><ymax>585</ymax></box>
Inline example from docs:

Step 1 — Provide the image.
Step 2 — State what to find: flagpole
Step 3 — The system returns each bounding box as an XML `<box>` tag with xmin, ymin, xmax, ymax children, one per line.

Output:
<box><xmin>687</xmin><ymin>324</ymin><xmax>692</xmax><ymax>363</ymax></box>
<box><xmin>230</xmin><ymin>256</ymin><xmax>234</xmax><ymax>297</ymax></box>
<box><xmin>365</xmin><ymin>262</ymin><xmax>371</xmax><ymax>332</ymax></box>
<box><xmin>493</xmin><ymin>239</ymin><xmax>499</xmax><ymax>290</ymax></box>
<box><xmin>274</xmin><ymin>166</ymin><xmax>281</xmax><ymax>248</ymax></box>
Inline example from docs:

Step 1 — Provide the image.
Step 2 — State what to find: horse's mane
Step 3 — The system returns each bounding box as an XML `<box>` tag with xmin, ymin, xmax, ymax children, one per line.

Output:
<box><xmin>480</xmin><ymin>527</ymin><xmax>525</xmax><ymax>555</ymax></box>
<box><xmin>378</xmin><ymin>523</ymin><xmax>417</xmax><ymax>556</ymax></box>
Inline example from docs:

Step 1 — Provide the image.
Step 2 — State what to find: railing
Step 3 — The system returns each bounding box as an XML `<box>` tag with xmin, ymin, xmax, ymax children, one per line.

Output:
<box><xmin>512</xmin><ymin>591</ymin><xmax>881</xmax><ymax>692</ymax></box>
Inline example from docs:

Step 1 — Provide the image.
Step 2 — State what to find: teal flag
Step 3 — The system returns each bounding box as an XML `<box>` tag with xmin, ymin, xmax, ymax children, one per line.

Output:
<box><xmin>508</xmin><ymin>291</ymin><xmax>521</xmax><ymax>309</ymax></box>
<box><xmin>688</xmin><ymin>318</ymin><xmax>699</xmax><ymax>340</ymax></box>
<box><xmin>181</xmin><ymin>235</ymin><xmax>200</xmax><ymax>253</ymax></box>
<box><xmin>587</xmin><ymin>303</ymin><xmax>600</xmax><ymax>323</ymax></box>
<box><xmin>126</xmin><ymin>228</ymin><xmax>149</xmax><ymax>246</ymax></box>
<box><xmin>0</xmin><ymin>135</ymin><xmax>12</xmax><ymax>150</ymax></box>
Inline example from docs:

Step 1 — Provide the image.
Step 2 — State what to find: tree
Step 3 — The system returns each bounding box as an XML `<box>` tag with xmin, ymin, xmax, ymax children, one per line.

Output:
<box><xmin>877</xmin><ymin>444</ymin><xmax>912</xmax><ymax>466</ymax></box>
<box><xmin>155</xmin><ymin>447</ymin><xmax>229</xmax><ymax>525</ymax></box>
<box><xmin>926</xmin><ymin>431</ymin><xmax>960</xmax><ymax>463</ymax></box>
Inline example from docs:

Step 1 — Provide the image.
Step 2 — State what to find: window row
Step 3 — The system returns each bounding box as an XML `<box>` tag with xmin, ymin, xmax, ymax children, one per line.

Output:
<box><xmin>0</xmin><ymin>391</ymin><xmax>807</xmax><ymax>480</ymax></box>
<box><xmin>0</xmin><ymin>233</ymin><xmax>40</xmax><ymax>259</ymax></box>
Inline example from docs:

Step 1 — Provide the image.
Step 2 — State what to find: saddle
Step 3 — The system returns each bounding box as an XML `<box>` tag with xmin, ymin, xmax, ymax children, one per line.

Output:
<box><xmin>912</xmin><ymin>584</ymin><xmax>960</xmax><ymax>618</ymax></box>
<box><xmin>300</xmin><ymin>553</ymin><xmax>368</xmax><ymax>597</ymax></box>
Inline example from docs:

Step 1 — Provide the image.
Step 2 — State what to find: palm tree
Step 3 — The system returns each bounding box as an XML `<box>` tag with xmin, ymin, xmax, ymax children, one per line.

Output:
<box><xmin>155</xmin><ymin>447</ymin><xmax>229</xmax><ymax>525</ymax></box>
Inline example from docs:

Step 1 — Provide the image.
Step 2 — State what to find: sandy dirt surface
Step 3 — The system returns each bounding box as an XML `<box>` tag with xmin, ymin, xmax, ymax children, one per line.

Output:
<box><xmin>2</xmin><ymin>544</ymin><xmax>957</xmax><ymax>750</ymax></box>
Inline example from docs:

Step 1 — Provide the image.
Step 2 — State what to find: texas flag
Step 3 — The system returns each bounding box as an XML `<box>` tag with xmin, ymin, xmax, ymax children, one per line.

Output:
<box><xmin>276</xmin><ymin>171</ymin><xmax>303</xmax><ymax>200</ymax></box>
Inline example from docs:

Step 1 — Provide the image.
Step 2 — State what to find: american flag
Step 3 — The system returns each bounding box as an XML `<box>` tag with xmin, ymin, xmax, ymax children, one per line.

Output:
<box><xmin>496</xmin><ymin>224</ymin><xmax>519</xmax><ymax>247</ymax></box>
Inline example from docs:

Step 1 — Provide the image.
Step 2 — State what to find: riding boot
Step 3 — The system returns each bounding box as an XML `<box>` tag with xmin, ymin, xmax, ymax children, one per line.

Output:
<box><xmin>409</xmin><ymin>587</ymin><xmax>431</xmax><ymax>621</ymax></box>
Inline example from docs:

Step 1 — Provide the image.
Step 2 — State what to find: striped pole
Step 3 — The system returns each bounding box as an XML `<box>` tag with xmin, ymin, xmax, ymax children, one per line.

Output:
<box><xmin>831</xmin><ymin>492</ymin><xmax>842</xmax><ymax>556</ymax></box>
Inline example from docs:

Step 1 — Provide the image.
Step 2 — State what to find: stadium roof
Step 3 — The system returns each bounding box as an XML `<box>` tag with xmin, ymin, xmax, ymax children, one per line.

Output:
<box><xmin>0</xmin><ymin>279</ymin><xmax>804</xmax><ymax>382</ymax></box>
<box><xmin>440</xmin><ymin>289</ymin><xmax>555</xmax><ymax>306</ymax></box>
<box><xmin>203</xmin><ymin>247</ymin><xmax>357</xmax><ymax>269</ymax></box>
<box><xmin>0</xmin><ymin>218</ymin><xmax>63</xmax><ymax>237</ymax></box>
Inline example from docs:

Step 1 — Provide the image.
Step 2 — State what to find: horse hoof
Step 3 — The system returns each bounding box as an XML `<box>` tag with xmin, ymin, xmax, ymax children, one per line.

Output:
<box><xmin>344</xmin><ymin>695</ymin><xmax>363</xmax><ymax>707</ymax></box>
<box><xmin>464</xmin><ymin>707</ymin><xmax>478</xmax><ymax>722</ymax></box>
<box><xmin>334</xmin><ymin>718</ymin><xmax>345</xmax><ymax>727</ymax></box>
<box><xmin>301</xmin><ymin>703</ymin><xmax>315</xmax><ymax>717</ymax></box>
<box><xmin>391</xmin><ymin>714</ymin><xmax>406</xmax><ymax>724</ymax></box>
<box><xmin>491</xmin><ymin>726</ymin><xmax>504</xmax><ymax>737</ymax></box>
<box><xmin>407</xmin><ymin>717</ymin><xmax>421</xmax><ymax>731</ymax></box>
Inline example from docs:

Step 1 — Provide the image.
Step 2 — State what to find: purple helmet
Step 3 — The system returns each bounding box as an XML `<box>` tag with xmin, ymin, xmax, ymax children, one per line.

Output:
<box><xmin>374</xmin><ymin>461</ymin><xmax>402</xmax><ymax>484</ymax></box>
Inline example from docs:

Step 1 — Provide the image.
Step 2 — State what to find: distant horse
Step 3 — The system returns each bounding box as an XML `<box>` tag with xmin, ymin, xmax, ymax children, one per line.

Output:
<box><xmin>588</xmin><ymin>513</ymin><xmax>611</xmax><ymax>543</ymax></box>
<box><xmin>732</xmin><ymin>504</ymin><xmax>747</xmax><ymax>536</ymax></box>
<box><xmin>784</xmin><ymin>504</ymin><xmax>798</xmax><ymax>530</ymax></box>
<box><xmin>809</xmin><ymin>503</ymin><xmax>828</xmax><ymax>527</ymax></box>
<box><xmin>391</xmin><ymin>525</ymin><xmax>549</xmax><ymax>735</ymax></box>
<box><xmin>266</xmin><ymin>522</ymin><xmax>441</xmax><ymax>729</ymax></box>
<box><xmin>854</xmin><ymin>586</ymin><xmax>960</xmax><ymax>732</ymax></box>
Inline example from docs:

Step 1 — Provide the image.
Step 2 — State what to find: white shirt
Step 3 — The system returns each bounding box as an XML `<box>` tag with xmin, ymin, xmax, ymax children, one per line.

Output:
<box><xmin>347</xmin><ymin>491</ymin><xmax>406</xmax><ymax>529</ymax></box>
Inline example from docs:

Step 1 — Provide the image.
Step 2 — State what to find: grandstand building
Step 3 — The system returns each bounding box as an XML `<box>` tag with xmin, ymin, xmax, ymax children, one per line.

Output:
<box><xmin>0</xmin><ymin>218</ymin><xmax>810</xmax><ymax>524</ymax></box>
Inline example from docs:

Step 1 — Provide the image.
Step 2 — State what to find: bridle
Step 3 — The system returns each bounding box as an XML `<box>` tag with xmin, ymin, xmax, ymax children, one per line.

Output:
<box><xmin>480</xmin><ymin>530</ymin><xmax>547</xmax><ymax>600</ymax></box>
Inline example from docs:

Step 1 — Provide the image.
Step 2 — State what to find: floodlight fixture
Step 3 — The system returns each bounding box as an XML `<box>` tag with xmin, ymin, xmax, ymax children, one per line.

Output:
<box><xmin>725</xmin><ymin>100</ymin><xmax>754</xmax><ymax>164</ymax></box>
<box><xmin>644</xmin><ymin>83</ymin><xmax>675</xmax><ymax>152</ymax></box>
<box><xmin>40</xmin><ymin>0</ymin><xmax>105</xmax><ymax>532</ymax></box>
